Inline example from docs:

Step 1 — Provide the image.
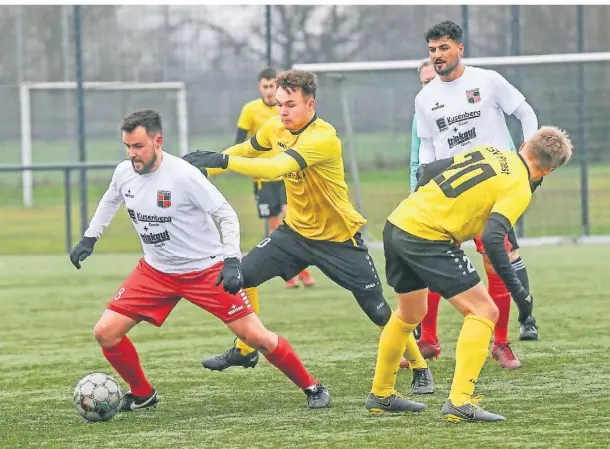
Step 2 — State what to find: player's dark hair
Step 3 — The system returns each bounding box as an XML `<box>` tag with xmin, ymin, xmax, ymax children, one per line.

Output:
<box><xmin>258</xmin><ymin>67</ymin><xmax>277</xmax><ymax>80</ymax></box>
<box><xmin>425</xmin><ymin>20</ymin><xmax>463</xmax><ymax>43</ymax></box>
<box><xmin>275</xmin><ymin>70</ymin><xmax>317</xmax><ymax>99</ymax></box>
<box><xmin>120</xmin><ymin>109</ymin><xmax>162</xmax><ymax>135</ymax></box>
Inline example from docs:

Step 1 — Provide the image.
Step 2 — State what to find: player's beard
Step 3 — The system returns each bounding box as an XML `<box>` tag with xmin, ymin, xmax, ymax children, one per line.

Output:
<box><xmin>434</xmin><ymin>59</ymin><xmax>458</xmax><ymax>77</ymax></box>
<box><xmin>131</xmin><ymin>149</ymin><xmax>158</xmax><ymax>175</ymax></box>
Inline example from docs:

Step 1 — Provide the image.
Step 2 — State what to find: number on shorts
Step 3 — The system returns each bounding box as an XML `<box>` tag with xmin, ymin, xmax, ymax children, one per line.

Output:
<box><xmin>463</xmin><ymin>256</ymin><xmax>476</xmax><ymax>273</ymax></box>
<box><xmin>258</xmin><ymin>204</ymin><xmax>270</xmax><ymax>217</ymax></box>
<box><xmin>114</xmin><ymin>287</ymin><xmax>125</xmax><ymax>300</ymax></box>
<box><xmin>434</xmin><ymin>151</ymin><xmax>497</xmax><ymax>198</ymax></box>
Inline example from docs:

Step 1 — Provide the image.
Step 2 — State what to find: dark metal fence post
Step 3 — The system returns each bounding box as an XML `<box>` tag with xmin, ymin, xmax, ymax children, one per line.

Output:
<box><xmin>577</xmin><ymin>5</ymin><xmax>590</xmax><ymax>236</ymax></box>
<box><xmin>461</xmin><ymin>6</ymin><xmax>469</xmax><ymax>57</ymax></box>
<box><xmin>64</xmin><ymin>168</ymin><xmax>72</xmax><ymax>252</ymax></box>
<box><xmin>73</xmin><ymin>5</ymin><xmax>88</xmax><ymax>237</ymax></box>
<box><xmin>265</xmin><ymin>6</ymin><xmax>272</xmax><ymax>67</ymax></box>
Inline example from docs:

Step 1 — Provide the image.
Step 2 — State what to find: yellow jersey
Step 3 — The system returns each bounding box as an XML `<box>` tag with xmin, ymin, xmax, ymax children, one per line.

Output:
<box><xmin>388</xmin><ymin>146</ymin><xmax>532</xmax><ymax>243</ymax></box>
<box><xmin>225</xmin><ymin>115</ymin><xmax>366</xmax><ymax>242</ymax></box>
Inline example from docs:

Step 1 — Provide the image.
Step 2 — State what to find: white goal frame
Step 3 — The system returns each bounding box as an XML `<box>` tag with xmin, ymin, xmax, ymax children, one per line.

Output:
<box><xmin>19</xmin><ymin>81</ymin><xmax>189</xmax><ymax>208</ymax></box>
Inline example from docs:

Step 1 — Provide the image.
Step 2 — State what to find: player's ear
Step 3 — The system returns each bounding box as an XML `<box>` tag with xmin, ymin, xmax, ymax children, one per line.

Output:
<box><xmin>308</xmin><ymin>97</ymin><xmax>316</xmax><ymax>111</ymax></box>
<box><xmin>457</xmin><ymin>42</ymin><xmax>464</xmax><ymax>57</ymax></box>
<box><xmin>155</xmin><ymin>133</ymin><xmax>163</xmax><ymax>148</ymax></box>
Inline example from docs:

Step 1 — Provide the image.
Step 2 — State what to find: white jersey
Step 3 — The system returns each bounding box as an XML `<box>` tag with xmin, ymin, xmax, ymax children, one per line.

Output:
<box><xmin>85</xmin><ymin>152</ymin><xmax>241</xmax><ymax>274</ymax></box>
<box><xmin>415</xmin><ymin>65</ymin><xmax>525</xmax><ymax>161</ymax></box>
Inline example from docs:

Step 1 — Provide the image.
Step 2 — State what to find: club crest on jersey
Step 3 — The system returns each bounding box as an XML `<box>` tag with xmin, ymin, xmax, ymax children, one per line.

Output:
<box><xmin>466</xmin><ymin>88</ymin><xmax>481</xmax><ymax>104</ymax></box>
<box><xmin>157</xmin><ymin>190</ymin><xmax>171</xmax><ymax>208</ymax></box>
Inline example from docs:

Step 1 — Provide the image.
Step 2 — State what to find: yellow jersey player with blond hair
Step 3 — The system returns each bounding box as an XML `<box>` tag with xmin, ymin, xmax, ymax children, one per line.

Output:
<box><xmin>365</xmin><ymin>126</ymin><xmax>572</xmax><ymax>422</ymax></box>
<box><xmin>184</xmin><ymin>69</ymin><xmax>433</xmax><ymax>407</ymax></box>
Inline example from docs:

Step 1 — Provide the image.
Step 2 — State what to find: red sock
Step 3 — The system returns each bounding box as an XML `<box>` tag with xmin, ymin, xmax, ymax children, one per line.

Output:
<box><xmin>101</xmin><ymin>336</ymin><xmax>153</xmax><ymax>397</ymax></box>
<box><xmin>420</xmin><ymin>291</ymin><xmax>442</xmax><ymax>343</ymax></box>
<box><xmin>264</xmin><ymin>336</ymin><xmax>317</xmax><ymax>390</ymax></box>
<box><xmin>487</xmin><ymin>271</ymin><xmax>511</xmax><ymax>345</ymax></box>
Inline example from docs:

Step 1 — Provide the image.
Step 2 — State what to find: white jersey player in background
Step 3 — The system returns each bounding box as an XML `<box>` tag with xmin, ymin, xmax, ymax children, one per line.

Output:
<box><xmin>69</xmin><ymin>109</ymin><xmax>330</xmax><ymax>412</ymax></box>
<box><xmin>413</xmin><ymin>21</ymin><xmax>539</xmax><ymax>370</ymax></box>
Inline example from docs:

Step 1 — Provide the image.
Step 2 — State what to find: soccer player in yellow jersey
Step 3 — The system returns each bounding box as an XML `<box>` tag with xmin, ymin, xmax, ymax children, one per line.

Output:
<box><xmin>235</xmin><ymin>68</ymin><xmax>314</xmax><ymax>289</ymax></box>
<box><xmin>184</xmin><ymin>70</ymin><xmax>433</xmax><ymax>405</ymax></box>
<box><xmin>365</xmin><ymin>126</ymin><xmax>572</xmax><ymax>421</ymax></box>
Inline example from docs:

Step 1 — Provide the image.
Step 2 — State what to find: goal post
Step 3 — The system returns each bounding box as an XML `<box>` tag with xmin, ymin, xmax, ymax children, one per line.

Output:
<box><xmin>19</xmin><ymin>81</ymin><xmax>189</xmax><ymax>209</ymax></box>
<box><xmin>293</xmin><ymin>51</ymin><xmax>610</xmax><ymax>240</ymax></box>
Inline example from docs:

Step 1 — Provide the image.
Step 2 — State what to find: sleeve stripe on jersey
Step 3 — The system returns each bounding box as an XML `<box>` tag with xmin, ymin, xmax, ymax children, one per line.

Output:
<box><xmin>250</xmin><ymin>135</ymin><xmax>272</xmax><ymax>152</ymax></box>
<box><xmin>285</xmin><ymin>149</ymin><xmax>308</xmax><ymax>170</ymax></box>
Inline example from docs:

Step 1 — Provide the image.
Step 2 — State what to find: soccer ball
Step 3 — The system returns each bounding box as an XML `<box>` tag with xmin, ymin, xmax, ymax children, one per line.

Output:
<box><xmin>73</xmin><ymin>372</ymin><xmax>123</xmax><ymax>422</ymax></box>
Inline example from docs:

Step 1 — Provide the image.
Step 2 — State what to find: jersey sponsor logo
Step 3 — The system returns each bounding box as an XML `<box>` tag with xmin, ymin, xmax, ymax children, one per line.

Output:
<box><xmin>127</xmin><ymin>209</ymin><xmax>172</xmax><ymax>224</ymax></box>
<box><xmin>124</xmin><ymin>189</ymin><xmax>135</xmax><ymax>199</ymax></box>
<box><xmin>431</xmin><ymin>102</ymin><xmax>445</xmax><ymax>111</ymax></box>
<box><xmin>448</xmin><ymin>127</ymin><xmax>477</xmax><ymax>148</ymax></box>
<box><xmin>227</xmin><ymin>304</ymin><xmax>244</xmax><ymax>316</ymax></box>
<box><xmin>436</xmin><ymin>117</ymin><xmax>448</xmax><ymax>131</ymax></box>
<box><xmin>284</xmin><ymin>171</ymin><xmax>305</xmax><ymax>181</ymax></box>
<box><xmin>140</xmin><ymin>230</ymin><xmax>170</xmax><ymax>245</ymax></box>
<box><xmin>447</xmin><ymin>110</ymin><xmax>481</xmax><ymax>125</ymax></box>
<box><xmin>466</xmin><ymin>88</ymin><xmax>481</xmax><ymax>104</ymax></box>
<box><xmin>278</xmin><ymin>141</ymin><xmax>288</xmax><ymax>149</ymax></box>
<box><xmin>157</xmin><ymin>190</ymin><xmax>171</xmax><ymax>208</ymax></box>
<box><xmin>127</xmin><ymin>208</ymin><xmax>138</xmax><ymax>223</ymax></box>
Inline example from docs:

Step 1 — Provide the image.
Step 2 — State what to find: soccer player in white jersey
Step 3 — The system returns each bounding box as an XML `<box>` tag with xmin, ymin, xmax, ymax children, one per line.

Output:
<box><xmin>69</xmin><ymin>109</ymin><xmax>330</xmax><ymax>411</ymax></box>
<box><xmin>413</xmin><ymin>21</ymin><xmax>539</xmax><ymax>369</ymax></box>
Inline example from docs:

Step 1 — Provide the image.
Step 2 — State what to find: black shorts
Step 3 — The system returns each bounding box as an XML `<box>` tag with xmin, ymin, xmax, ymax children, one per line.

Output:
<box><xmin>383</xmin><ymin>221</ymin><xmax>480</xmax><ymax>299</ymax></box>
<box><xmin>254</xmin><ymin>181</ymin><xmax>287</xmax><ymax>218</ymax></box>
<box><xmin>241</xmin><ymin>223</ymin><xmax>383</xmax><ymax>296</ymax></box>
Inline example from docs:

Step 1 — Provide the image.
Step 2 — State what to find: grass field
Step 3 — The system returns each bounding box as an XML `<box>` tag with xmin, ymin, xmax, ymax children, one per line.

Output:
<box><xmin>1</xmin><ymin>245</ymin><xmax>609</xmax><ymax>448</ymax></box>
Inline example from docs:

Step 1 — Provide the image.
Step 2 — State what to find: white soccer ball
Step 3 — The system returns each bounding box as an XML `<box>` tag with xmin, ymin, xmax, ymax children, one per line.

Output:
<box><xmin>73</xmin><ymin>372</ymin><xmax>123</xmax><ymax>422</ymax></box>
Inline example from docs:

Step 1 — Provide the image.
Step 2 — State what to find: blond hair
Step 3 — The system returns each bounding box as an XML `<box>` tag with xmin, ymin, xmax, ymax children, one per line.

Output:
<box><xmin>526</xmin><ymin>126</ymin><xmax>573</xmax><ymax>171</ymax></box>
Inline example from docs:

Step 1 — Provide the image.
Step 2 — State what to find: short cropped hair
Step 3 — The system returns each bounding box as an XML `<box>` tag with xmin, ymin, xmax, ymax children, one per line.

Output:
<box><xmin>275</xmin><ymin>70</ymin><xmax>317</xmax><ymax>99</ymax></box>
<box><xmin>425</xmin><ymin>21</ymin><xmax>463</xmax><ymax>43</ymax></box>
<box><xmin>418</xmin><ymin>59</ymin><xmax>433</xmax><ymax>72</ymax></box>
<box><xmin>258</xmin><ymin>67</ymin><xmax>277</xmax><ymax>81</ymax></box>
<box><xmin>527</xmin><ymin>126</ymin><xmax>573</xmax><ymax>170</ymax></box>
<box><xmin>121</xmin><ymin>109</ymin><xmax>162</xmax><ymax>135</ymax></box>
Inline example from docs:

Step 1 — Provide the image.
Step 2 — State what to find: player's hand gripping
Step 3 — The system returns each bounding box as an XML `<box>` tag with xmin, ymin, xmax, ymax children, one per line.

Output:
<box><xmin>216</xmin><ymin>257</ymin><xmax>243</xmax><ymax>295</ymax></box>
<box><xmin>183</xmin><ymin>150</ymin><xmax>229</xmax><ymax>171</ymax></box>
<box><xmin>514</xmin><ymin>287</ymin><xmax>534</xmax><ymax>322</ymax></box>
<box><xmin>69</xmin><ymin>236</ymin><xmax>97</xmax><ymax>269</ymax></box>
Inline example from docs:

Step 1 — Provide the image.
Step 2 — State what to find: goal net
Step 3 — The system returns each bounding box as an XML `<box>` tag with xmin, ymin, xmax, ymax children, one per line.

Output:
<box><xmin>294</xmin><ymin>52</ymin><xmax>610</xmax><ymax>241</ymax></box>
<box><xmin>17</xmin><ymin>81</ymin><xmax>189</xmax><ymax>208</ymax></box>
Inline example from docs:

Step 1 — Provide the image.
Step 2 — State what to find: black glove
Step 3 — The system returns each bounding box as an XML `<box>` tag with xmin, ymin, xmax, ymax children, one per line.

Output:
<box><xmin>513</xmin><ymin>287</ymin><xmax>533</xmax><ymax>323</ymax></box>
<box><xmin>530</xmin><ymin>177</ymin><xmax>544</xmax><ymax>193</ymax></box>
<box><xmin>69</xmin><ymin>236</ymin><xmax>97</xmax><ymax>269</ymax></box>
<box><xmin>215</xmin><ymin>257</ymin><xmax>243</xmax><ymax>295</ymax></box>
<box><xmin>182</xmin><ymin>150</ymin><xmax>229</xmax><ymax>170</ymax></box>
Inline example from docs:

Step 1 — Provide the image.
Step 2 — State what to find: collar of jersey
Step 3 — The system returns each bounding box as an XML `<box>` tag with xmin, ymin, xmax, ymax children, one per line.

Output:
<box><xmin>290</xmin><ymin>114</ymin><xmax>317</xmax><ymax>135</ymax></box>
<box><xmin>260</xmin><ymin>97</ymin><xmax>276</xmax><ymax>108</ymax></box>
<box><xmin>517</xmin><ymin>153</ymin><xmax>531</xmax><ymax>180</ymax></box>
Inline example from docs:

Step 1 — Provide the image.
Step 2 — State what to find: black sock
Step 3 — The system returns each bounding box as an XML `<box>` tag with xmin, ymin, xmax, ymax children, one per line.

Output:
<box><xmin>512</xmin><ymin>258</ymin><xmax>533</xmax><ymax>323</ymax></box>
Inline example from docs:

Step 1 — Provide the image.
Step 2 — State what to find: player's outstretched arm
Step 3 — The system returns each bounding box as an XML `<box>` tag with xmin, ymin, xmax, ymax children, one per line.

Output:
<box><xmin>481</xmin><ymin>213</ymin><xmax>531</xmax><ymax>307</ymax></box>
<box><xmin>410</xmin><ymin>116</ymin><xmax>420</xmax><ymax>193</ymax></box>
<box><xmin>69</xmin><ymin>172</ymin><xmax>124</xmax><ymax>269</ymax></box>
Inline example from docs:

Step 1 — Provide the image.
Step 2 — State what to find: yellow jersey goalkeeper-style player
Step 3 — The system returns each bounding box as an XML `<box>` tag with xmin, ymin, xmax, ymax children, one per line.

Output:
<box><xmin>184</xmin><ymin>70</ymin><xmax>432</xmax><ymax>406</ymax></box>
<box><xmin>365</xmin><ymin>127</ymin><xmax>572</xmax><ymax>422</ymax></box>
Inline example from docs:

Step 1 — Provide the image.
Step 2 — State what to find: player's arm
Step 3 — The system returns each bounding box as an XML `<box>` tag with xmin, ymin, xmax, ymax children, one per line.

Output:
<box><xmin>410</xmin><ymin>116</ymin><xmax>420</xmax><ymax>192</ymax></box>
<box><xmin>186</xmin><ymin>120</ymin><xmax>275</xmax><ymax>177</ymax></box>
<box><xmin>235</xmin><ymin>103</ymin><xmax>252</xmax><ymax>145</ymax></box>
<box><xmin>491</xmin><ymin>71</ymin><xmax>538</xmax><ymax>141</ymax></box>
<box><xmin>481</xmin><ymin>183</ymin><xmax>532</xmax><ymax>300</ymax></box>
<box><xmin>228</xmin><ymin>133</ymin><xmax>340</xmax><ymax>179</ymax></box>
<box><xmin>414</xmin><ymin>96</ymin><xmax>436</xmax><ymax>164</ymax></box>
<box><xmin>70</xmin><ymin>167</ymin><xmax>124</xmax><ymax>269</ymax></box>
<box><xmin>186</xmin><ymin>170</ymin><xmax>244</xmax><ymax>294</ymax></box>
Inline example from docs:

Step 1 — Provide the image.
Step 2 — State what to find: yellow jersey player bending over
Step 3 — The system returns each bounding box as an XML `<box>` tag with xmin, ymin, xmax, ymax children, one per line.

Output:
<box><xmin>365</xmin><ymin>126</ymin><xmax>572</xmax><ymax>422</ymax></box>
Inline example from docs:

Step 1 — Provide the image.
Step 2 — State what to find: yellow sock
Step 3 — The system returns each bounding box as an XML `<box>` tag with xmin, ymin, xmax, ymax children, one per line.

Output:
<box><xmin>371</xmin><ymin>312</ymin><xmax>418</xmax><ymax>397</ymax></box>
<box><xmin>235</xmin><ymin>287</ymin><xmax>260</xmax><ymax>355</ymax></box>
<box><xmin>404</xmin><ymin>331</ymin><xmax>427</xmax><ymax>370</ymax></box>
<box><xmin>449</xmin><ymin>315</ymin><xmax>494</xmax><ymax>406</ymax></box>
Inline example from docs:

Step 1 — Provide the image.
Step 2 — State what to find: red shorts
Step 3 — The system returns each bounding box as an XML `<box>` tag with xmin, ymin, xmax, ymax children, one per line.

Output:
<box><xmin>107</xmin><ymin>258</ymin><xmax>253</xmax><ymax>327</ymax></box>
<box><xmin>473</xmin><ymin>235</ymin><xmax>514</xmax><ymax>255</ymax></box>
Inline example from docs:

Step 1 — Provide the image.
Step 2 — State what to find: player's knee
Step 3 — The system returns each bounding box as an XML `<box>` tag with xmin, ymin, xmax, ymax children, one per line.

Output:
<box><xmin>481</xmin><ymin>301</ymin><xmax>499</xmax><ymax>324</ymax></box>
<box><xmin>93</xmin><ymin>322</ymin><xmax>122</xmax><ymax>348</ymax></box>
<box><xmin>237</xmin><ymin>327</ymin><xmax>275</xmax><ymax>353</ymax></box>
